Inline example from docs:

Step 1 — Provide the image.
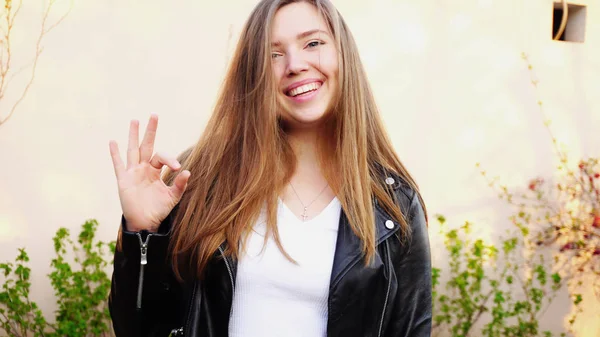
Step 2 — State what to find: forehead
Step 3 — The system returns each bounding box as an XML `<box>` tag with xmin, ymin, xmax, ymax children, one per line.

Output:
<box><xmin>271</xmin><ymin>2</ymin><xmax>329</xmax><ymax>40</ymax></box>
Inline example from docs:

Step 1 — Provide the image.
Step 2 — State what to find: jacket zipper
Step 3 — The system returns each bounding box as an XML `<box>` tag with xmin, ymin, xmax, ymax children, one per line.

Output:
<box><xmin>136</xmin><ymin>232</ymin><xmax>152</xmax><ymax>310</ymax></box>
<box><xmin>135</xmin><ymin>231</ymin><xmax>188</xmax><ymax>337</ymax></box>
<box><xmin>182</xmin><ymin>281</ymin><xmax>198</xmax><ymax>337</ymax></box>
<box><xmin>377</xmin><ymin>240</ymin><xmax>393</xmax><ymax>337</ymax></box>
<box><xmin>167</xmin><ymin>281</ymin><xmax>196</xmax><ymax>337</ymax></box>
<box><xmin>218</xmin><ymin>245</ymin><xmax>235</xmax><ymax>291</ymax></box>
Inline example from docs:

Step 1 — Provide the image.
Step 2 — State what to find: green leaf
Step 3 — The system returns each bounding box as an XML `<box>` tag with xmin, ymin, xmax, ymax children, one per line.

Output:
<box><xmin>494</xmin><ymin>291</ymin><xmax>505</xmax><ymax>304</ymax></box>
<box><xmin>551</xmin><ymin>273</ymin><xmax>561</xmax><ymax>284</ymax></box>
<box><xmin>573</xmin><ymin>294</ymin><xmax>583</xmax><ymax>305</ymax></box>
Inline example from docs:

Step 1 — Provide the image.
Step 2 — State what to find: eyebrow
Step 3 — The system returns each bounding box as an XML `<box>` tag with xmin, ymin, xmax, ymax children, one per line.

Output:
<box><xmin>271</xmin><ymin>29</ymin><xmax>330</xmax><ymax>47</ymax></box>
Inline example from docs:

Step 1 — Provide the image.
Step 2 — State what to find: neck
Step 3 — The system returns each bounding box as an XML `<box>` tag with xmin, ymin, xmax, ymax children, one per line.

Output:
<box><xmin>288</xmin><ymin>127</ymin><xmax>320</xmax><ymax>170</ymax></box>
<box><xmin>283</xmin><ymin>126</ymin><xmax>333</xmax><ymax>206</ymax></box>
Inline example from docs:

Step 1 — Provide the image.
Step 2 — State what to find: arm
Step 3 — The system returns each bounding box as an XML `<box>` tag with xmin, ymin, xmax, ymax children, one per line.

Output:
<box><xmin>107</xmin><ymin>114</ymin><xmax>194</xmax><ymax>336</ymax></box>
<box><xmin>108</xmin><ymin>212</ymin><xmax>184</xmax><ymax>337</ymax></box>
<box><xmin>386</xmin><ymin>192</ymin><xmax>432</xmax><ymax>336</ymax></box>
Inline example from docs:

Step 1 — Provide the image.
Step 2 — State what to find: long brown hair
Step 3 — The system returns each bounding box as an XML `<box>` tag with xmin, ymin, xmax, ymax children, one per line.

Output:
<box><xmin>162</xmin><ymin>0</ymin><xmax>427</xmax><ymax>281</ymax></box>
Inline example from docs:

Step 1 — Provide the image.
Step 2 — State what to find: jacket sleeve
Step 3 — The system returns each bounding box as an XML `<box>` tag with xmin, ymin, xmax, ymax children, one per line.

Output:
<box><xmin>108</xmin><ymin>212</ymin><xmax>185</xmax><ymax>337</ymax></box>
<box><xmin>386</xmin><ymin>192</ymin><xmax>432</xmax><ymax>336</ymax></box>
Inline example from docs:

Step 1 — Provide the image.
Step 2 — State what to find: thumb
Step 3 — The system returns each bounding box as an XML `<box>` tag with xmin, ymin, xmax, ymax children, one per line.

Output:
<box><xmin>169</xmin><ymin>170</ymin><xmax>191</xmax><ymax>201</ymax></box>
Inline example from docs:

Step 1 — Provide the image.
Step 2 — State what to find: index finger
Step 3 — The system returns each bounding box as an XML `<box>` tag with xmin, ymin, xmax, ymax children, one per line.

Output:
<box><xmin>127</xmin><ymin>119</ymin><xmax>140</xmax><ymax>168</ymax></box>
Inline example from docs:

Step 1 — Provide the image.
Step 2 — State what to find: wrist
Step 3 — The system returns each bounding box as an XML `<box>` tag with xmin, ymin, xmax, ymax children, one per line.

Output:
<box><xmin>121</xmin><ymin>216</ymin><xmax>158</xmax><ymax>233</ymax></box>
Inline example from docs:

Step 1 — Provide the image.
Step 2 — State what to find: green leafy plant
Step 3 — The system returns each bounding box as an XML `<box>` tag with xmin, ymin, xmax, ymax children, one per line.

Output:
<box><xmin>0</xmin><ymin>249</ymin><xmax>47</xmax><ymax>336</ymax></box>
<box><xmin>477</xmin><ymin>53</ymin><xmax>599</xmax><ymax>327</ymax></box>
<box><xmin>0</xmin><ymin>220</ymin><xmax>116</xmax><ymax>337</ymax></box>
<box><xmin>431</xmin><ymin>215</ymin><xmax>577</xmax><ymax>337</ymax></box>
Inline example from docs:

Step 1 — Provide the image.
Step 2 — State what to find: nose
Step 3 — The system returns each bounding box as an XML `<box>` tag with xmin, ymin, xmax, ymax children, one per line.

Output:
<box><xmin>285</xmin><ymin>52</ymin><xmax>309</xmax><ymax>76</ymax></box>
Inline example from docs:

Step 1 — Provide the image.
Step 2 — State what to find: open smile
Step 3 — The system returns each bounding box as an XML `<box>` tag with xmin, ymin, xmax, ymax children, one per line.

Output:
<box><xmin>284</xmin><ymin>80</ymin><xmax>323</xmax><ymax>103</ymax></box>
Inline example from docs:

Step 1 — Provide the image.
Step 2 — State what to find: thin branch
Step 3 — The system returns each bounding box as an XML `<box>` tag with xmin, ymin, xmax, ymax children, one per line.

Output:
<box><xmin>469</xmin><ymin>264</ymin><xmax>511</xmax><ymax>330</ymax></box>
<box><xmin>0</xmin><ymin>0</ymin><xmax>14</xmax><ymax>96</ymax></box>
<box><xmin>11</xmin><ymin>0</ymin><xmax>25</xmax><ymax>27</ymax></box>
<box><xmin>6</xmin><ymin>54</ymin><xmax>40</xmax><ymax>87</ymax></box>
<box><xmin>0</xmin><ymin>310</ymin><xmax>22</xmax><ymax>337</ymax></box>
<box><xmin>0</xmin><ymin>39</ymin><xmax>5</xmax><ymax>78</ymax></box>
<box><xmin>0</xmin><ymin>0</ymin><xmax>72</xmax><ymax>127</ymax></box>
<box><xmin>0</xmin><ymin>48</ymin><xmax>39</xmax><ymax>126</ymax></box>
<box><xmin>513</xmin><ymin>270</ymin><xmax>537</xmax><ymax>323</ymax></box>
<box><xmin>43</xmin><ymin>0</ymin><xmax>74</xmax><ymax>36</ymax></box>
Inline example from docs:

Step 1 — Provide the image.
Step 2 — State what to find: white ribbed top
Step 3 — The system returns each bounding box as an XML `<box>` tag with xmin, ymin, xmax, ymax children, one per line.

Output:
<box><xmin>228</xmin><ymin>197</ymin><xmax>341</xmax><ymax>337</ymax></box>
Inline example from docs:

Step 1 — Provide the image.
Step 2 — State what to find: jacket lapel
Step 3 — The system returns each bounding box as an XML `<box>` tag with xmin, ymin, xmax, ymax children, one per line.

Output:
<box><xmin>328</xmin><ymin>197</ymin><xmax>400</xmax><ymax>289</ymax></box>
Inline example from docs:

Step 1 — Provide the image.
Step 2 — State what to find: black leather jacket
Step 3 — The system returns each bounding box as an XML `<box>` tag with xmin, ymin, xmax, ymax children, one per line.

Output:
<box><xmin>108</xmin><ymin>172</ymin><xmax>432</xmax><ymax>337</ymax></box>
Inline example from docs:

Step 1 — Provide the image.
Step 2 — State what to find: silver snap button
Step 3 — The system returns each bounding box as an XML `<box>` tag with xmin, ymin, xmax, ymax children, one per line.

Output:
<box><xmin>385</xmin><ymin>177</ymin><xmax>395</xmax><ymax>185</ymax></box>
<box><xmin>385</xmin><ymin>220</ymin><xmax>394</xmax><ymax>229</ymax></box>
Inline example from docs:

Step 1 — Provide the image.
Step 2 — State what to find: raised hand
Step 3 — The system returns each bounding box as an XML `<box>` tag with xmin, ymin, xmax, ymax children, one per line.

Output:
<box><xmin>109</xmin><ymin>114</ymin><xmax>191</xmax><ymax>232</ymax></box>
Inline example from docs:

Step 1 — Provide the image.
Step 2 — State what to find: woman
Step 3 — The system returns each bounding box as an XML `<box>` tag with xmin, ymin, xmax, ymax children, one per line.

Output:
<box><xmin>108</xmin><ymin>0</ymin><xmax>431</xmax><ymax>336</ymax></box>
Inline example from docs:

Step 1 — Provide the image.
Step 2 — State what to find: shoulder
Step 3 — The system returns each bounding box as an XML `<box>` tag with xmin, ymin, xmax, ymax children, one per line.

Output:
<box><xmin>374</xmin><ymin>167</ymin><xmax>428</xmax><ymax>246</ymax></box>
<box><xmin>377</xmin><ymin>170</ymin><xmax>430</xmax><ymax>261</ymax></box>
<box><xmin>374</xmin><ymin>168</ymin><xmax>419</xmax><ymax>214</ymax></box>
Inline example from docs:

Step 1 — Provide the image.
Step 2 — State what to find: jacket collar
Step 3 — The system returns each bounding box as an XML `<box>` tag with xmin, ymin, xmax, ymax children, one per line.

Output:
<box><xmin>223</xmin><ymin>169</ymin><xmax>404</xmax><ymax>291</ymax></box>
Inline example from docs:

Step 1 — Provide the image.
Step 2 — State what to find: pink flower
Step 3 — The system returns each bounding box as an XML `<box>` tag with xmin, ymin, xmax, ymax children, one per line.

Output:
<box><xmin>560</xmin><ymin>242</ymin><xmax>577</xmax><ymax>252</ymax></box>
<box><xmin>528</xmin><ymin>178</ymin><xmax>543</xmax><ymax>191</ymax></box>
<box><xmin>593</xmin><ymin>216</ymin><xmax>600</xmax><ymax>229</ymax></box>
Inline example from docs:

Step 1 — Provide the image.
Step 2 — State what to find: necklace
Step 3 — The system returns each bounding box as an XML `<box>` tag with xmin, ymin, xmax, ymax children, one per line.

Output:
<box><xmin>289</xmin><ymin>182</ymin><xmax>330</xmax><ymax>222</ymax></box>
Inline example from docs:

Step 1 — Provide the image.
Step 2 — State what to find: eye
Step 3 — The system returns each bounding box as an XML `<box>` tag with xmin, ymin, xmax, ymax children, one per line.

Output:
<box><xmin>306</xmin><ymin>40</ymin><xmax>323</xmax><ymax>48</ymax></box>
<box><xmin>271</xmin><ymin>52</ymin><xmax>282</xmax><ymax>59</ymax></box>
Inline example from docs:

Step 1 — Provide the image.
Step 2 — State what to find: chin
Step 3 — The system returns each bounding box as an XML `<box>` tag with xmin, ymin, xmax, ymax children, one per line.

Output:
<box><xmin>282</xmin><ymin>107</ymin><xmax>329</xmax><ymax>126</ymax></box>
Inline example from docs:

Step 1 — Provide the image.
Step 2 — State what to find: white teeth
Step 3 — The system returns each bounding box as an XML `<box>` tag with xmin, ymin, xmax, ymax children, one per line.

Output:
<box><xmin>288</xmin><ymin>82</ymin><xmax>321</xmax><ymax>97</ymax></box>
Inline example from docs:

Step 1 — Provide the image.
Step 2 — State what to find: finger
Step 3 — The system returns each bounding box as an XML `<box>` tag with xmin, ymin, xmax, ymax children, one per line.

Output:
<box><xmin>140</xmin><ymin>114</ymin><xmax>158</xmax><ymax>162</ymax></box>
<box><xmin>109</xmin><ymin>140</ymin><xmax>125</xmax><ymax>180</ymax></box>
<box><xmin>169</xmin><ymin>170</ymin><xmax>191</xmax><ymax>200</ymax></box>
<box><xmin>149</xmin><ymin>152</ymin><xmax>181</xmax><ymax>171</ymax></box>
<box><xmin>127</xmin><ymin>120</ymin><xmax>140</xmax><ymax>168</ymax></box>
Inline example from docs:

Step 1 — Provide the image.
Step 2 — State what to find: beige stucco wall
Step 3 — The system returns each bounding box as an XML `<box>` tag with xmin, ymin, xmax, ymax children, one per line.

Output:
<box><xmin>0</xmin><ymin>0</ymin><xmax>598</xmax><ymax>335</ymax></box>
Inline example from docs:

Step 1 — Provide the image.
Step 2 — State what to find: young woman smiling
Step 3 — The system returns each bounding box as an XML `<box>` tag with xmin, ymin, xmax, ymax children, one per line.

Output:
<box><xmin>108</xmin><ymin>0</ymin><xmax>431</xmax><ymax>336</ymax></box>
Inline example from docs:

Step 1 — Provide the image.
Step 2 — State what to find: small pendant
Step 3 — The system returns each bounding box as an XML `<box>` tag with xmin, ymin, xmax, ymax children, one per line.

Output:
<box><xmin>302</xmin><ymin>207</ymin><xmax>308</xmax><ymax>222</ymax></box>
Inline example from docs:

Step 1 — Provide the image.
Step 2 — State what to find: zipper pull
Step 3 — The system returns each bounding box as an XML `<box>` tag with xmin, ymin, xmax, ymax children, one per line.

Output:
<box><xmin>169</xmin><ymin>327</ymin><xmax>184</xmax><ymax>336</ymax></box>
<box><xmin>137</xmin><ymin>231</ymin><xmax>151</xmax><ymax>265</ymax></box>
<box><xmin>140</xmin><ymin>244</ymin><xmax>148</xmax><ymax>265</ymax></box>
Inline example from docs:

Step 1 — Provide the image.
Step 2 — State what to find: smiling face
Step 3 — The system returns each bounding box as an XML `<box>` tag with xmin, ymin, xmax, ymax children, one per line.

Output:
<box><xmin>271</xmin><ymin>2</ymin><xmax>339</xmax><ymax>129</ymax></box>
